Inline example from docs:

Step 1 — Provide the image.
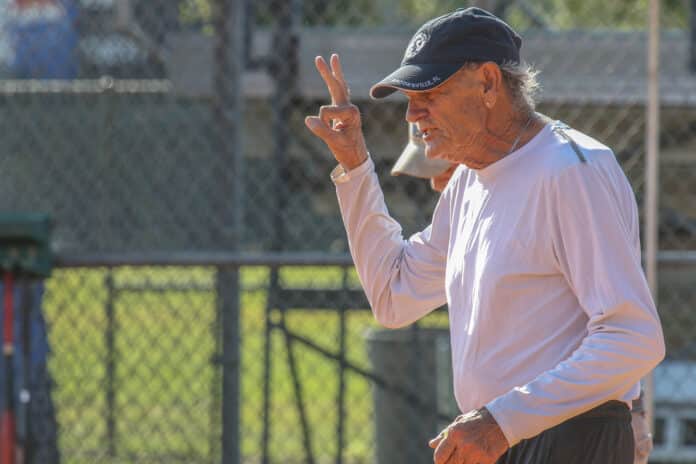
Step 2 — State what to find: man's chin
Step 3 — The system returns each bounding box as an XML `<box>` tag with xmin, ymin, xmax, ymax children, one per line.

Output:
<box><xmin>424</xmin><ymin>146</ymin><xmax>442</xmax><ymax>161</ymax></box>
<box><xmin>425</xmin><ymin>147</ymin><xmax>452</xmax><ymax>163</ymax></box>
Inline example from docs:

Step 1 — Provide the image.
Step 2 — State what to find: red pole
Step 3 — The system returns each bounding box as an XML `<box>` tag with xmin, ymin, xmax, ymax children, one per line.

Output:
<box><xmin>0</xmin><ymin>271</ymin><xmax>15</xmax><ymax>464</ymax></box>
<box><xmin>14</xmin><ymin>0</ymin><xmax>57</xmax><ymax>8</ymax></box>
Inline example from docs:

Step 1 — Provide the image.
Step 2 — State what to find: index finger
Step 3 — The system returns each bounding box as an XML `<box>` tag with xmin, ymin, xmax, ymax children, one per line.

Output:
<box><xmin>315</xmin><ymin>54</ymin><xmax>350</xmax><ymax>105</ymax></box>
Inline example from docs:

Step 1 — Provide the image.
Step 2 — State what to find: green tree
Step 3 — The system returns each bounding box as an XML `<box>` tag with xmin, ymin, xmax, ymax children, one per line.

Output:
<box><xmin>506</xmin><ymin>0</ymin><xmax>686</xmax><ymax>30</ymax></box>
<box><xmin>176</xmin><ymin>0</ymin><xmax>688</xmax><ymax>30</ymax></box>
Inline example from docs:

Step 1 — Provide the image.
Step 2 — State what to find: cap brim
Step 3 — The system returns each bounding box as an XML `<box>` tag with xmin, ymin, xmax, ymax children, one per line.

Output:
<box><xmin>370</xmin><ymin>63</ymin><xmax>462</xmax><ymax>99</ymax></box>
<box><xmin>391</xmin><ymin>141</ymin><xmax>451</xmax><ymax>179</ymax></box>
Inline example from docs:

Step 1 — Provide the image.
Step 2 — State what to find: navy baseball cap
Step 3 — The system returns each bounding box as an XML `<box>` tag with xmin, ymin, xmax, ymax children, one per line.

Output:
<box><xmin>370</xmin><ymin>7</ymin><xmax>522</xmax><ymax>99</ymax></box>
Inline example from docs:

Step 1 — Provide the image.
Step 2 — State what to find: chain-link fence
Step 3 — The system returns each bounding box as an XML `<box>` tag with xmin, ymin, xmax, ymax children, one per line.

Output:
<box><xmin>0</xmin><ymin>0</ymin><xmax>694</xmax><ymax>463</ymax></box>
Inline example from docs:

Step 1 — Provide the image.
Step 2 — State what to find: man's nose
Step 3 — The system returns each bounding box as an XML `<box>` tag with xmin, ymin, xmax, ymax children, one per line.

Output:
<box><xmin>405</xmin><ymin>101</ymin><xmax>427</xmax><ymax>123</ymax></box>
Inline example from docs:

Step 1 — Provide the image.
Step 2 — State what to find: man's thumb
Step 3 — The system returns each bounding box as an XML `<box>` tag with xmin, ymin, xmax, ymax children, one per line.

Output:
<box><xmin>305</xmin><ymin>116</ymin><xmax>330</xmax><ymax>139</ymax></box>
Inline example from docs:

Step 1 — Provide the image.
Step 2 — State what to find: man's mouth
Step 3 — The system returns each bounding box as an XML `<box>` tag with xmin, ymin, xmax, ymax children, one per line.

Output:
<box><xmin>422</xmin><ymin>128</ymin><xmax>435</xmax><ymax>142</ymax></box>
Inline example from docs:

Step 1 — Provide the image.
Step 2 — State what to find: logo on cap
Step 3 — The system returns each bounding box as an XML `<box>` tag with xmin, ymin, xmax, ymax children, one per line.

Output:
<box><xmin>405</xmin><ymin>31</ymin><xmax>429</xmax><ymax>59</ymax></box>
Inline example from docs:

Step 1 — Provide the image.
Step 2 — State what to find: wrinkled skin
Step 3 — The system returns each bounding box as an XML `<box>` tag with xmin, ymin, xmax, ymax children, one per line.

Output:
<box><xmin>430</xmin><ymin>164</ymin><xmax>457</xmax><ymax>192</ymax></box>
<box><xmin>402</xmin><ymin>63</ymin><xmax>544</xmax><ymax>170</ymax></box>
<box><xmin>429</xmin><ymin>407</ymin><xmax>509</xmax><ymax>464</ymax></box>
<box><xmin>304</xmin><ymin>54</ymin><xmax>368</xmax><ymax>170</ymax></box>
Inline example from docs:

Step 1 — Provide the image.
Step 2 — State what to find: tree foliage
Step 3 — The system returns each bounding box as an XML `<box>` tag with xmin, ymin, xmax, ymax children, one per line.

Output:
<box><xmin>174</xmin><ymin>0</ymin><xmax>689</xmax><ymax>31</ymax></box>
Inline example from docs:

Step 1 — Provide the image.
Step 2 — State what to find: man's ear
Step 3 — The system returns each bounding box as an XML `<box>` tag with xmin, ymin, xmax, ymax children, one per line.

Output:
<box><xmin>479</xmin><ymin>62</ymin><xmax>502</xmax><ymax>109</ymax></box>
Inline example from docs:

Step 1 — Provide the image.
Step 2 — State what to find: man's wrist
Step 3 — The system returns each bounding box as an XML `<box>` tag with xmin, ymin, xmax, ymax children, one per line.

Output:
<box><xmin>477</xmin><ymin>407</ymin><xmax>511</xmax><ymax>453</ymax></box>
<box><xmin>341</xmin><ymin>153</ymin><xmax>369</xmax><ymax>171</ymax></box>
<box><xmin>330</xmin><ymin>154</ymin><xmax>371</xmax><ymax>184</ymax></box>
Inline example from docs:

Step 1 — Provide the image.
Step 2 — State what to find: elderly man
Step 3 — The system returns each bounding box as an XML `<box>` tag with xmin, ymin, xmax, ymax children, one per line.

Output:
<box><xmin>394</xmin><ymin>121</ymin><xmax>657</xmax><ymax>464</ymax></box>
<box><xmin>305</xmin><ymin>7</ymin><xmax>665</xmax><ymax>464</ymax></box>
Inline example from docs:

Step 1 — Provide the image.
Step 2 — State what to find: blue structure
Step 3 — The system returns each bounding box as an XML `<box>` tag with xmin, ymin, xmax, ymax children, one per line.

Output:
<box><xmin>8</xmin><ymin>0</ymin><xmax>79</xmax><ymax>79</ymax></box>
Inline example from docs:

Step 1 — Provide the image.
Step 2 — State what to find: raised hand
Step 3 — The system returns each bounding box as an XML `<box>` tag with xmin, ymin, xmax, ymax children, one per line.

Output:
<box><xmin>305</xmin><ymin>54</ymin><xmax>369</xmax><ymax>170</ymax></box>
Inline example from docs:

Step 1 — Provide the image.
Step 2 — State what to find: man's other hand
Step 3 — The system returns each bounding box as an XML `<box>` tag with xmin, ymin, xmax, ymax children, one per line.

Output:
<box><xmin>632</xmin><ymin>409</ymin><xmax>653</xmax><ymax>464</ymax></box>
<box><xmin>429</xmin><ymin>407</ymin><xmax>509</xmax><ymax>464</ymax></box>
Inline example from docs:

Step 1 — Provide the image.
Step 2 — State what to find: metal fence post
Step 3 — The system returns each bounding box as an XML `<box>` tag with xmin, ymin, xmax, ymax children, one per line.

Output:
<box><xmin>261</xmin><ymin>2</ymin><xmax>302</xmax><ymax>460</ymax></box>
<box><xmin>105</xmin><ymin>269</ymin><xmax>116</xmax><ymax>459</ymax></box>
<box><xmin>691</xmin><ymin>0</ymin><xmax>696</xmax><ymax>72</ymax></box>
<box><xmin>217</xmin><ymin>268</ymin><xmax>241</xmax><ymax>464</ymax></box>
<box><xmin>645</xmin><ymin>0</ymin><xmax>660</xmax><ymax>430</ymax></box>
<box><xmin>213</xmin><ymin>0</ymin><xmax>244</xmax><ymax>462</ymax></box>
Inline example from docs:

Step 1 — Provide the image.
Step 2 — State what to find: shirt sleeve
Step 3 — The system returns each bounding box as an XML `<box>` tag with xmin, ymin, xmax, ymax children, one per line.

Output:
<box><xmin>333</xmin><ymin>157</ymin><xmax>449</xmax><ymax>328</ymax></box>
<box><xmin>486</xmin><ymin>156</ymin><xmax>665</xmax><ymax>446</ymax></box>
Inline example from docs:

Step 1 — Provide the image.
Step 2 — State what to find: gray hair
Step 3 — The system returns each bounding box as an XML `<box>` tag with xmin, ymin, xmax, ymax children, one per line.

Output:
<box><xmin>499</xmin><ymin>60</ymin><xmax>540</xmax><ymax>115</ymax></box>
<box><xmin>462</xmin><ymin>60</ymin><xmax>541</xmax><ymax>115</ymax></box>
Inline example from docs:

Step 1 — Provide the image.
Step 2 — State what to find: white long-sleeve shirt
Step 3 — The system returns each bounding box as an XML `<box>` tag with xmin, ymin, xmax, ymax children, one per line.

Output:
<box><xmin>332</xmin><ymin>121</ymin><xmax>665</xmax><ymax>446</ymax></box>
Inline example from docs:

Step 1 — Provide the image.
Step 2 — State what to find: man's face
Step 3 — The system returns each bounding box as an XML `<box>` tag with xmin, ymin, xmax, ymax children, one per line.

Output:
<box><xmin>403</xmin><ymin>65</ymin><xmax>490</xmax><ymax>167</ymax></box>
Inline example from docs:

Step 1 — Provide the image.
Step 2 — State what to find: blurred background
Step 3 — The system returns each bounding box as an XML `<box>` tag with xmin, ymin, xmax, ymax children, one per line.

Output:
<box><xmin>0</xmin><ymin>0</ymin><xmax>694</xmax><ymax>462</ymax></box>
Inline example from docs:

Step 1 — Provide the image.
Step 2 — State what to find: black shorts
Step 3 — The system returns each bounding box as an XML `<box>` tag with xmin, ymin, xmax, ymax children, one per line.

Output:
<box><xmin>496</xmin><ymin>401</ymin><xmax>634</xmax><ymax>464</ymax></box>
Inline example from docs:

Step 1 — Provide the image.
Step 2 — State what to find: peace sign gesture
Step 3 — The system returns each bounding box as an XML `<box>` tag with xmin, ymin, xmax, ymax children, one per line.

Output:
<box><xmin>305</xmin><ymin>54</ymin><xmax>368</xmax><ymax>170</ymax></box>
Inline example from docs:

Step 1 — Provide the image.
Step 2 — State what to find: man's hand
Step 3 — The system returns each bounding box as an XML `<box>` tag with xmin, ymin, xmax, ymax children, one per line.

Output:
<box><xmin>631</xmin><ymin>410</ymin><xmax>653</xmax><ymax>464</ymax></box>
<box><xmin>429</xmin><ymin>407</ymin><xmax>509</xmax><ymax>464</ymax></box>
<box><xmin>305</xmin><ymin>54</ymin><xmax>369</xmax><ymax>170</ymax></box>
